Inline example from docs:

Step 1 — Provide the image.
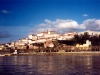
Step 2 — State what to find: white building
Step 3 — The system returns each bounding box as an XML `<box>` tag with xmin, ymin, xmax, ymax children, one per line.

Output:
<box><xmin>37</xmin><ymin>32</ymin><xmax>47</xmax><ymax>37</ymax></box>
<box><xmin>28</xmin><ymin>34</ymin><xmax>36</xmax><ymax>39</ymax></box>
<box><xmin>36</xmin><ymin>39</ymin><xmax>46</xmax><ymax>43</ymax></box>
<box><xmin>63</xmin><ymin>32</ymin><xmax>77</xmax><ymax>40</ymax></box>
<box><xmin>28</xmin><ymin>39</ymin><xmax>36</xmax><ymax>44</ymax></box>
<box><xmin>86</xmin><ymin>30</ymin><xmax>100</xmax><ymax>35</ymax></box>
<box><xmin>37</xmin><ymin>30</ymin><xmax>59</xmax><ymax>39</ymax></box>
<box><xmin>21</xmin><ymin>38</ymin><xmax>28</xmax><ymax>44</ymax></box>
<box><xmin>44</xmin><ymin>34</ymin><xmax>59</xmax><ymax>39</ymax></box>
<box><xmin>47</xmin><ymin>30</ymin><xmax>57</xmax><ymax>34</ymax></box>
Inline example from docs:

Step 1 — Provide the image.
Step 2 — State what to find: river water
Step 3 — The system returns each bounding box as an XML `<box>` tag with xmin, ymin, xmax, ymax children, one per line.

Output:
<box><xmin>0</xmin><ymin>55</ymin><xmax>100</xmax><ymax>75</ymax></box>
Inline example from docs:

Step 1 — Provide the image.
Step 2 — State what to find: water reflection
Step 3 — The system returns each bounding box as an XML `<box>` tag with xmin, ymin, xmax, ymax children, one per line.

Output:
<box><xmin>0</xmin><ymin>55</ymin><xmax>100</xmax><ymax>75</ymax></box>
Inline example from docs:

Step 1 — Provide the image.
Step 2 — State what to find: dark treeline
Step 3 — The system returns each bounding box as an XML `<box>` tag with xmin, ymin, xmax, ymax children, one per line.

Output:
<box><xmin>58</xmin><ymin>32</ymin><xmax>100</xmax><ymax>46</ymax></box>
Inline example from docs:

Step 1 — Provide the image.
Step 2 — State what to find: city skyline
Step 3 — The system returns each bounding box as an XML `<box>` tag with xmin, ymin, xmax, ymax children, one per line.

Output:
<box><xmin>0</xmin><ymin>0</ymin><xmax>100</xmax><ymax>43</ymax></box>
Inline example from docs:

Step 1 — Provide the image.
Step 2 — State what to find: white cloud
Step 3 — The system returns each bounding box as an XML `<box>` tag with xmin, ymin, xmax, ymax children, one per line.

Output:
<box><xmin>45</xmin><ymin>19</ymin><xmax>51</xmax><ymax>23</ymax></box>
<box><xmin>1</xmin><ymin>10</ymin><xmax>12</xmax><ymax>14</ymax></box>
<box><xmin>34</xmin><ymin>19</ymin><xmax>85</xmax><ymax>33</ymax></box>
<box><xmin>83</xmin><ymin>14</ymin><xmax>88</xmax><ymax>17</ymax></box>
<box><xmin>82</xmin><ymin>19</ymin><xmax>100</xmax><ymax>30</ymax></box>
<box><xmin>33</xmin><ymin>19</ymin><xmax>100</xmax><ymax>33</ymax></box>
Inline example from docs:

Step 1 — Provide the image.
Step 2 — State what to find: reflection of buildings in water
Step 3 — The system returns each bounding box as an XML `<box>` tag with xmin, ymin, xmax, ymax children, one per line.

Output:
<box><xmin>34</xmin><ymin>56</ymin><xmax>67</xmax><ymax>75</ymax></box>
<box><xmin>11</xmin><ymin>56</ymin><xmax>31</xmax><ymax>66</ymax></box>
<box><xmin>36</xmin><ymin>56</ymin><xmax>54</xmax><ymax>74</ymax></box>
<box><xmin>0</xmin><ymin>55</ymin><xmax>97</xmax><ymax>75</ymax></box>
<box><xmin>4</xmin><ymin>55</ymin><xmax>94</xmax><ymax>75</ymax></box>
<box><xmin>70</xmin><ymin>55</ymin><xmax>93</xmax><ymax>74</ymax></box>
<box><xmin>82</xmin><ymin>55</ymin><xmax>93</xmax><ymax>75</ymax></box>
<box><xmin>71</xmin><ymin>55</ymin><xmax>92</xmax><ymax>67</ymax></box>
<box><xmin>0</xmin><ymin>57</ymin><xmax>3</xmax><ymax>65</ymax></box>
<box><xmin>92</xmin><ymin>56</ymin><xmax>100</xmax><ymax>73</ymax></box>
<box><xmin>27</xmin><ymin>56</ymin><xmax>33</xmax><ymax>65</ymax></box>
<box><xmin>12</xmin><ymin>56</ymin><xmax>18</xmax><ymax>65</ymax></box>
<box><xmin>16</xmin><ymin>56</ymin><xmax>29</xmax><ymax>65</ymax></box>
<box><xmin>86</xmin><ymin>56</ymin><xmax>92</xmax><ymax>67</ymax></box>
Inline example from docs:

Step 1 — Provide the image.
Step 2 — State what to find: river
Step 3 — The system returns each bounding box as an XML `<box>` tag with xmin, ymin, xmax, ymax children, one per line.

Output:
<box><xmin>0</xmin><ymin>55</ymin><xmax>100</xmax><ymax>75</ymax></box>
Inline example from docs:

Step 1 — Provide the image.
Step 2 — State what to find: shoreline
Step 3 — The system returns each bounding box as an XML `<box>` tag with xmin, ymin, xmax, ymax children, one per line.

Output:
<box><xmin>10</xmin><ymin>51</ymin><xmax>100</xmax><ymax>56</ymax></box>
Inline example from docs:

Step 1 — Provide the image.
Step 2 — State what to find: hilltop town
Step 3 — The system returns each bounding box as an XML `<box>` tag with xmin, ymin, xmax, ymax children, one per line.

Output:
<box><xmin>0</xmin><ymin>30</ymin><xmax>76</xmax><ymax>48</ymax></box>
<box><xmin>0</xmin><ymin>30</ymin><xmax>100</xmax><ymax>55</ymax></box>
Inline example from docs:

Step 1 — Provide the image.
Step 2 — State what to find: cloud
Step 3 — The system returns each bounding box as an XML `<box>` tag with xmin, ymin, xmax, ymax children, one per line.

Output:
<box><xmin>0</xmin><ymin>31</ymin><xmax>11</xmax><ymax>38</ymax></box>
<box><xmin>0</xmin><ymin>25</ymin><xmax>34</xmax><ymax>43</ymax></box>
<box><xmin>34</xmin><ymin>19</ymin><xmax>85</xmax><ymax>33</ymax></box>
<box><xmin>33</xmin><ymin>19</ymin><xmax>100</xmax><ymax>33</ymax></box>
<box><xmin>82</xmin><ymin>19</ymin><xmax>100</xmax><ymax>30</ymax></box>
<box><xmin>0</xmin><ymin>25</ymin><xmax>34</xmax><ymax>36</ymax></box>
<box><xmin>83</xmin><ymin>14</ymin><xmax>88</xmax><ymax>17</ymax></box>
<box><xmin>1</xmin><ymin>10</ymin><xmax>12</xmax><ymax>14</ymax></box>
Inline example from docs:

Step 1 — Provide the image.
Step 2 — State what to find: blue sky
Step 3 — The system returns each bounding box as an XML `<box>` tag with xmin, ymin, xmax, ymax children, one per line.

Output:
<box><xmin>0</xmin><ymin>0</ymin><xmax>100</xmax><ymax>43</ymax></box>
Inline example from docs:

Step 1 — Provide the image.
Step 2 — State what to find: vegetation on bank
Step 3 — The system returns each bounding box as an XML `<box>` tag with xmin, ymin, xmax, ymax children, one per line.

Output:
<box><xmin>59</xmin><ymin>32</ymin><xmax>100</xmax><ymax>46</ymax></box>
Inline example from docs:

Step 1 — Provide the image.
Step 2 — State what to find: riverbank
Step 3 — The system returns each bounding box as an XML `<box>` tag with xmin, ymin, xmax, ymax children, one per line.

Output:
<box><xmin>10</xmin><ymin>51</ymin><xmax>100</xmax><ymax>56</ymax></box>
